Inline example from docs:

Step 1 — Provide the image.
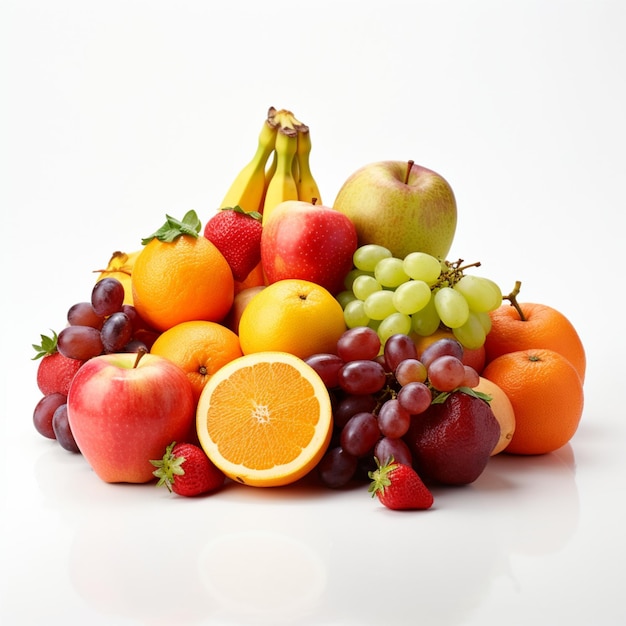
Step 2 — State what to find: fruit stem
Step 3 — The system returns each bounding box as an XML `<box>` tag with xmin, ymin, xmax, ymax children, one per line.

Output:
<box><xmin>503</xmin><ymin>281</ymin><xmax>526</xmax><ymax>321</ymax></box>
<box><xmin>134</xmin><ymin>347</ymin><xmax>148</xmax><ymax>368</ymax></box>
<box><xmin>404</xmin><ymin>160</ymin><xmax>414</xmax><ymax>185</ymax></box>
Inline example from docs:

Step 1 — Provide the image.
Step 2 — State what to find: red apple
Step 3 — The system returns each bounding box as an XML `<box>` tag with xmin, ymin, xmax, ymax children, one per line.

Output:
<box><xmin>67</xmin><ymin>351</ymin><xmax>196</xmax><ymax>483</ymax></box>
<box><xmin>261</xmin><ymin>200</ymin><xmax>358</xmax><ymax>295</ymax></box>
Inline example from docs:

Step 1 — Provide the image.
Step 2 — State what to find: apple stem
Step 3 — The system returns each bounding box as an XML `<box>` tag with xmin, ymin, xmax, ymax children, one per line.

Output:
<box><xmin>311</xmin><ymin>197</ymin><xmax>318</xmax><ymax>205</ymax></box>
<box><xmin>404</xmin><ymin>160</ymin><xmax>414</xmax><ymax>185</ymax></box>
<box><xmin>134</xmin><ymin>347</ymin><xmax>148</xmax><ymax>368</ymax></box>
<box><xmin>503</xmin><ymin>281</ymin><xmax>527</xmax><ymax>321</ymax></box>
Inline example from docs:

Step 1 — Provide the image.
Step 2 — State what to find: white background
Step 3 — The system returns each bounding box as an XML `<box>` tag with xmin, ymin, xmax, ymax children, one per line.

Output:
<box><xmin>2</xmin><ymin>1</ymin><xmax>625</xmax><ymax>625</ymax></box>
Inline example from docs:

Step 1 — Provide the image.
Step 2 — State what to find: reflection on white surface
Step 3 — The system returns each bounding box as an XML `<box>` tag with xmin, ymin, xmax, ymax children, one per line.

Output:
<box><xmin>197</xmin><ymin>529</ymin><xmax>327</xmax><ymax>621</ymax></box>
<box><xmin>1</xmin><ymin>439</ymin><xmax>587</xmax><ymax>626</ymax></box>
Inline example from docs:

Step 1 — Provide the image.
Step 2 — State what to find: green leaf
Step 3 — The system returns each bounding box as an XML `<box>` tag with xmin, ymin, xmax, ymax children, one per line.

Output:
<box><xmin>141</xmin><ymin>210</ymin><xmax>201</xmax><ymax>245</ymax></box>
<box><xmin>32</xmin><ymin>330</ymin><xmax>58</xmax><ymax>360</ymax></box>
<box><xmin>430</xmin><ymin>387</ymin><xmax>492</xmax><ymax>406</ymax></box>
<box><xmin>226</xmin><ymin>205</ymin><xmax>263</xmax><ymax>222</ymax></box>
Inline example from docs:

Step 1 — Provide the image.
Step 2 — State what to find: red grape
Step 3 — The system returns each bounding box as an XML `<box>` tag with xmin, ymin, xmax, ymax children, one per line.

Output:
<box><xmin>340</xmin><ymin>412</ymin><xmax>381</xmax><ymax>456</ymax></box>
<box><xmin>384</xmin><ymin>333</ymin><xmax>418</xmax><ymax>372</ymax></box>
<box><xmin>374</xmin><ymin>437</ymin><xmax>413</xmax><ymax>467</ymax></box>
<box><xmin>427</xmin><ymin>355</ymin><xmax>466</xmax><ymax>392</ymax></box>
<box><xmin>52</xmin><ymin>404</ymin><xmax>81</xmax><ymax>453</ymax></box>
<box><xmin>419</xmin><ymin>337</ymin><xmax>463</xmax><ymax>369</ymax></box>
<box><xmin>91</xmin><ymin>277</ymin><xmax>125</xmax><ymax>316</ymax></box>
<box><xmin>33</xmin><ymin>393</ymin><xmax>67</xmax><ymax>439</ymax></box>
<box><xmin>377</xmin><ymin>399</ymin><xmax>411</xmax><ymax>438</ymax></box>
<box><xmin>101</xmin><ymin>312</ymin><xmax>134</xmax><ymax>353</ymax></box>
<box><xmin>304</xmin><ymin>353</ymin><xmax>344</xmax><ymax>389</ymax></box>
<box><xmin>395</xmin><ymin>358</ymin><xmax>427</xmax><ymax>386</ymax></box>
<box><xmin>338</xmin><ymin>360</ymin><xmax>387</xmax><ymax>395</ymax></box>
<box><xmin>336</xmin><ymin>326</ymin><xmax>381</xmax><ymax>362</ymax></box>
<box><xmin>67</xmin><ymin>302</ymin><xmax>105</xmax><ymax>329</ymax></box>
<box><xmin>317</xmin><ymin>447</ymin><xmax>358</xmax><ymax>488</ymax></box>
<box><xmin>57</xmin><ymin>325</ymin><xmax>104</xmax><ymax>360</ymax></box>
<box><xmin>333</xmin><ymin>393</ymin><xmax>377</xmax><ymax>429</ymax></box>
<box><xmin>397</xmin><ymin>381</ymin><xmax>432</xmax><ymax>414</ymax></box>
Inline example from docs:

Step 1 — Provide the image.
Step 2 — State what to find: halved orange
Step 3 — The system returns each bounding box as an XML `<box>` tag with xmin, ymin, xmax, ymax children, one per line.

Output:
<box><xmin>196</xmin><ymin>351</ymin><xmax>333</xmax><ymax>487</ymax></box>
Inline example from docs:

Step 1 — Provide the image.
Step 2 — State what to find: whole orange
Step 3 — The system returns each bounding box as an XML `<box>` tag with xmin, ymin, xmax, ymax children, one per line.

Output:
<box><xmin>238</xmin><ymin>279</ymin><xmax>346</xmax><ymax>359</ymax></box>
<box><xmin>132</xmin><ymin>235</ymin><xmax>234</xmax><ymax>332</ymax></box>
<box><xmin>149</xmin><ymin>320</ymin><xmax>242</xmax><ymax>405</ymax></box>
<box><xmin>482</xmin><ymin>348</ymin><xmax>584</xmax><ymax>455</ymax></box>
<box><xmin>485</xmin><ymin>302</ymin><xmax>586</xmax><ymax>382</ymax></box>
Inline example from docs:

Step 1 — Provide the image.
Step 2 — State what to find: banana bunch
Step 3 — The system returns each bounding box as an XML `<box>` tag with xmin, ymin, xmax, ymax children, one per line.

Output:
<box><xmin>219</xmin><ymin>107</ymin><xmax>323</xmax><ymax>225</ymax></box>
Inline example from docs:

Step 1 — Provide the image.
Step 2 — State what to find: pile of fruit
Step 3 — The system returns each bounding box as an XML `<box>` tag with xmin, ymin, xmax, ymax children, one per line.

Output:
<box><xmin>31</xmin><ymin>107</ymin><xmax>586</xmax><ymax>510</ymax></box>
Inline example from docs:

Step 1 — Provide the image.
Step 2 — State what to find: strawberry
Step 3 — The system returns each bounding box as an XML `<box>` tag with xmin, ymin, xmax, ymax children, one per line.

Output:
<box><xmin>203</xmin><ymin>206</ymin><xmax>263</xmax><ymax>282</ymax></box>
<box><xmin>151</xmin><ymin>441</ymin><xmax>225</xmax><ymax>497</ymax></box>
<box><xmin>368</xmin><ymin>456</ymin><xmax>434</xmax><ymax>511</ymax></box>
<box><xmin>33</xmin><ymin>330</ymin><xmax>84</xmax><ymax>396</ymax></box>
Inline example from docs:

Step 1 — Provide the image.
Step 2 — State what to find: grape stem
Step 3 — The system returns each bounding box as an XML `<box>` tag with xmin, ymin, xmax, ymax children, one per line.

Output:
<box><xmin>503</xmin><ymin>281</ymin><xmax>527</xmax><ymax>321</ymax></box>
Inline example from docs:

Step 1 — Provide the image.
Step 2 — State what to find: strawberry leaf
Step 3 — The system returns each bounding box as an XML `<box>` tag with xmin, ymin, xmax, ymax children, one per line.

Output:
<box><xmin>141</xmin><ymin>210</ymin><xmax>201</xmax><ymax>245</ymax></box>
<box><xmin>224</xmin><ymin>205</ymin><xmax>263</xmax><ymax>222</ymax></box>
<box><xmin>150</xmin><ymin>441</ymin><xmax>186</xmax><ymax>492</ymax></box>
<box><xmin>32</xmin><ymin>330</ymin><xmax>58</xmax><ymax>360</ymax></box>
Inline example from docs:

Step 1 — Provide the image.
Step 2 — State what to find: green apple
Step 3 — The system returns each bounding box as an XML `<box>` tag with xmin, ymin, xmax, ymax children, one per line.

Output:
<box><xmin>333</xmin><ymin>160</ymin><xmax>457</xmax><ymax>260</ymax></box>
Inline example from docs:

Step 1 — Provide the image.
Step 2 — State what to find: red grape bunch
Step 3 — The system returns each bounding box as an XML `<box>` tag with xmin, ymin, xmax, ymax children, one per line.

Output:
<box><xmin>305</xmin><ymin>327</ymin><xmax>482</xmax><ymax>488</ymax></box>
<box><xmin>32</xmin><ymin>277</ymin><xmax>159</xmax><ymax>452</ymax></box>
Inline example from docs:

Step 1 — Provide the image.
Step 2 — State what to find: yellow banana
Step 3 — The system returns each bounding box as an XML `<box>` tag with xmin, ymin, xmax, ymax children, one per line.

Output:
<box><xmin>94</xmin><ymin>250</ymin><xmax>142</xmax><ymax>305</ymax></box>
<box><xmin>295</xmin><ymin>127</ymin><xmax>322</xmax><ymax>205</ymax></box>
<box><xmin>261</xmin><ymin>127</ymin><xmax>299</xmax><ymax>225</ymax></box>
<box><xmin>219</xmin><ymin>113</ymin><xmax>277</xmax><ymax>213</ymax></box>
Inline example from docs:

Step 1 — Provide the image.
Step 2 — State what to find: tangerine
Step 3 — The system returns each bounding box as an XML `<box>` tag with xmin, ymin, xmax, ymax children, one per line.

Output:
<box><xmin>238</xmin><ymin>279</ymin><xmax>346</xmax><ymax>359</ymax></box>
<box><xmin>149</xmin><ymin>320</ymin><xmax>243</xmax><ymax>405</ymax></box>
<box><xmin>132</xmin><ymin>234</ymin><xmax>234</xmax><ymax>332</ymax></box>
<box><xmin>485</xmin><ymin>302</ymin><xmax>586</xmax><ymax>382</ymax></box>
<box><xmin>482</xmin><ymin>348</ymin><xmax>584</xmax><ymax>455</ymax></box>
<box><xmin>196</xmin><ymin>351</ymin><xmax>333</xmax><ymax>486</ymax></box>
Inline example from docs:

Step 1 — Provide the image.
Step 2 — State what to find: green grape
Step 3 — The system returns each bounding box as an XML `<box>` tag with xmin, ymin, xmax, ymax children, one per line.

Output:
<box><xmin>481</xmin><ymin>278</ymin><xmax>503</xmax><ymax>310</ymax></box>
<box><xmin>352</xmin><ymin>274</ymin><xmax>382</xmax><ymax>301</ymax></box>
<box><xmin>353</xmin><ymin>244</ymin><xmax>392</xmax><ymax>272</ymax></box>
<box><xmin>335</xmin><ymin>290</ymin><xmax>357</xmax><ymax>309</ymax></box>
<box><xmin>475</xmin><ymin>310</ymin><xmax>492</xmax><ymax>333</ymax></box>
<box><xmin>452</xmin><ymin>311</ymin><xmax>487</xmax><ymax>350</ymax></box>
<box><xmin>374</xmin><ymin>257</ymin><xmax>410</xmax><ymax>288</ymax></box>
<box><xmin>377</xmin><ymin>312</ymin><xmax>412</xmax><ymax>344</ymax></box>
<box><xmin>453</xmin><ymin>275</ymin><xmax>502</xmax><ymax>312</ymax></box>
<box><xmin>402</xmin><ymin>252</ymin><xmax>442</xmax><ymax>285</ymax></box>
<box><xmin>392</xmin><ymin>280</ymin><xmax>432</xmax><ymax>315</ymax></box>
<box><xmin>411</xmin><ymin>296</ymin><xmax>440</xmax><ymax>336</ymax></box>
<box><xmin>344</xmin><ymin>268</ymin><xmax>372</xmax><ymax>291</ymax></box>
<box><xmin>433</xmin><ymin>287</ymin><xmax>470</xmax><ymax>328</ymax></box>
<box><xmin>344</xmin><ymin>299</ymin><xmax>370</xmax><ymax>328</ymax></box>
<box><xmin>363</xmin><ymin>290</ymin><xmax>397</xmax><ymax>320</ymax></box>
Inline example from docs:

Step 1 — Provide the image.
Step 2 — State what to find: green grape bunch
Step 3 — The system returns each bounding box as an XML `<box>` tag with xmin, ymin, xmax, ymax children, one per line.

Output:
<box><xmin>336</xmin><ymin>244</ymin><xmax>503</xmax><ymax>350</ymax></box>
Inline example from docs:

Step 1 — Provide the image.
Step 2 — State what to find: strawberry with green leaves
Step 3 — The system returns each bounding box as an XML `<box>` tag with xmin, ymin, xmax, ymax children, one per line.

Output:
<box><xmin>203</xmin><ymin>206</ymin><xmax>263</xmax><ymax>282</ymax></box>
<box><xmin>32</xmin><ymin>330</ymin><xmax>85</xmax><ymax>396</ymax></box>
<box><xmin>368</xmin><ymin>456</ymin><xmax>434</xmax><ymax>511</ymax></box>
<box><xmin>151</xmin><ymin>441</ymin><xmax>225</xmax><ymax>497</ymax></box>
